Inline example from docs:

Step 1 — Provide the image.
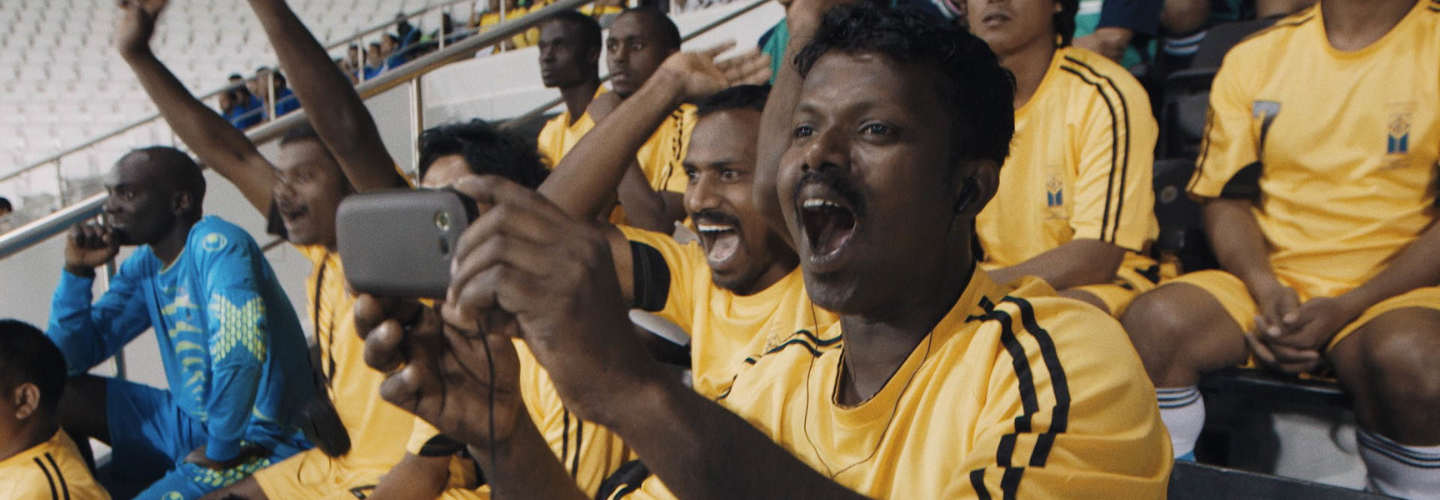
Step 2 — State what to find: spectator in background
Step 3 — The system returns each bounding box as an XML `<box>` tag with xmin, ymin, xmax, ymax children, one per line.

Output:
<box><xmin>0</xmin><ymin>196</ymin><xmax>11</xmax><ymax>218</ymax></box>
<box><xmin>268</xmin><ymin>70</ymin><xmax>300</xmax><ymax>119</ymax></box>
<box><xmin>1072</xmin><ymin>0</ymin><xmax>1162</xmax><ymax>69</ymax></box>
<box><xmin>1121</xmin><ymin>1</ymin><xmax>1440</xmax><ymax>496</ymax></box>
<box><xmin>48</xmin><ymin>147</ymin><xmax>313</xmax><ymax>500</ymax></box>
<box><xmin>535</xmin><ymin>12</ymin><xmax>604</xmax><ymax>168</ymax></box>
<box><xmin>967</xmin><ymin>0</ymin><xmax>1161</xmax><ymax>317</ymax></box>
<box><xmin>220</xmin><ymin>73</ymin><xmax>263</xmax><ymax>129</ymax></box>
<box><xmin>365</xmin><ymin>42</ymin><xmax>387</xmax><ymax>79</ymax></box>
<box><xmin>0</xmin><ymin>319</ymin><xmax>110</xmax><ymax>500</ymax></box>
<box><xmin>342</xmin><ymin>44</ymin><xmax>362</xmax><ymax>83</ymax></box>
<box><xmin>589</xmin><ymin>7</ymin><xmax>694</xmax><ymax>230</ymax></box>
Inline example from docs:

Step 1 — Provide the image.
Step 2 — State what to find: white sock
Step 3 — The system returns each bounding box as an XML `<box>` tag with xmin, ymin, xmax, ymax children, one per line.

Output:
<box><xmin>1157</xmin><ymin>386</ymin><xmax>1204</xmax><ymax>459</ymax></box>
<box><xmin>1357</xmin><ymin>428</ymin><xmax>1440</xmax><ymax>500</ymax></box>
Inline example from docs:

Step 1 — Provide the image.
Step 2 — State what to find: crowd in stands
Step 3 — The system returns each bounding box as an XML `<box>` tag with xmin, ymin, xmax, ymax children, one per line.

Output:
<box><xmin>2</xmin><ymin>0</ymin><xmax>1437</xmax><ymax>499</ymax></box>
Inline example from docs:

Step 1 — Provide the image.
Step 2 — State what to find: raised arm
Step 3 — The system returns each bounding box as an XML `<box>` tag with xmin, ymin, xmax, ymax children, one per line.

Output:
<box><xmin>116</xmin><ymin>0</ymin><xmax>277</xmax><ymax>213</ymax></box>
<box><xmin>245</xmin><ymin>0</ymin><xmax>408</xmax><ymax>191</ymax></box>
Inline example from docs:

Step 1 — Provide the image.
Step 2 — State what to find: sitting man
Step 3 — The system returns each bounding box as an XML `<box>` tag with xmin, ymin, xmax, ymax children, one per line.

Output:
<box><xmin>360</xmin><ymin>4</ymin><xmax>1172</xmax><ymax>498</ymax></box>
<box><xmin>0</xmin><ymin>320</ymin><xmax>109</xmax><ymax>499</ymax></box>
<box><xmin>535</xmin><ymin>11</ymin><xmax>605</xmax><ymax>168</ymax></box>
<box><xmin>47</xmin><ymin>147</ymin><xmax>313</xmax><ymax>500</ymax></box>
<box><xmin>967</xmin><ymin>0</ymin><xmax>1160</xmax><ymax>316</ymax></box>
<box><xmin>1120</xmin><ymin>0</ymin><xmax>1440</xmax><ymax>495</ymax></box>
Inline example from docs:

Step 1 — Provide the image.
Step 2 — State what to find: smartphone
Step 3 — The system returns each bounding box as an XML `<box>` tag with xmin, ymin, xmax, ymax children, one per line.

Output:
<box><xmin>336</xmin><ymin>188</ymin><xmax>478</xmax><ymax>299</ymax></box>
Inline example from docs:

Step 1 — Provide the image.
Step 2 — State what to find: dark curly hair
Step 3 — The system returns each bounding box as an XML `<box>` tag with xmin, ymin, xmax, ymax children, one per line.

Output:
<box><xmin>0</xmin><ymin>320</ymin><xmax>68</xmax><ymax>415</ymax></box>
<box><xmin>795</xmin><ymin>3</ymin><xmax>1015</xmax><ymax>167</ymax></box>
<box><xmin>417</xmin><ymin>120</ymin><xmax>548</xmax><ymax>189</ymax></box>
<box><xmin>695</xmin><ymin>84</ymin><xmax>771</xmax><ymax>118</ymax></box>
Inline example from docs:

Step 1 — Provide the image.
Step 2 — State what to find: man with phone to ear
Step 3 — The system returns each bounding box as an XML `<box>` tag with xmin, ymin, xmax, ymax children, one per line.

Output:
<box><xmin>47</xmin><ymin>147</ymin><xmax>313</xmax><ymax>500</ymax></box>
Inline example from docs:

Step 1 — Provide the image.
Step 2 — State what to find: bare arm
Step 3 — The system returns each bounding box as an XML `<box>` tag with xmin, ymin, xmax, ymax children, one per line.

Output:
<box><xmin>615</xmin><ymin>163</ymin><xmax>678</xmax><ymax>233</ymax></box>
<box><xmin>1204</xmin><ymin>198</ymin><xmax>1285</xmax><ymax>298</ymax></box>
<box><xmin>987</xmin><ymin>239</ymin><xmax>1126</xmax><ymax>290</ymax></box>
<box><xmin>116</xmin><ymin>0</ymin><xmax>277</xmax><ymax>213</ymax></box>
<box><xmin>245</xmin><ymin>0</ymin><xmax>408</xmax><ymax>191</ymax></box>
<box><xmin>367</xmin><ymin>454</ymin><xmax>451</xmax><ymax>500</ymax></box>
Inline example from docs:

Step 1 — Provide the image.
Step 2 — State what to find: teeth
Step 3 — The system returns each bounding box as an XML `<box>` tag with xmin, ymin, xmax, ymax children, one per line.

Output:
<box><xmin>697</xmin><ymin>224</ymin><xmax>734</xmax><ymax>233</ymax></box>
<box><xmin>802</xmin><ymin>199</ymin><xmax>842</xmax><ymax>210</ymax></box>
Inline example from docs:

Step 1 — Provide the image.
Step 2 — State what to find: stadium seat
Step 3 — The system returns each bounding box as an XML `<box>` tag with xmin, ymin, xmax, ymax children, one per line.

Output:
<box><xmin>1157</xmin><ymin>18</ymin><xmax>1279</xmax><ymax>160</ymax></box>
<box><xmin>1169</xmin><ymin>461</ymin><xmax>1386</xmax><ymax>500</ymax></box>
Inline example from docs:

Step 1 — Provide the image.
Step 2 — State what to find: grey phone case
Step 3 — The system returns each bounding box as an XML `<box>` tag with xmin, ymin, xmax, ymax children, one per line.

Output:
<box><xmin>336</xmin><ymin>189</ymin><xmax>474</xmax><ymax>299</ymax></box>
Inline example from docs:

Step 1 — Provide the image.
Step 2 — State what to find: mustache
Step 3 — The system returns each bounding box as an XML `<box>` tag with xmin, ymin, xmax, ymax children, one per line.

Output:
<box><xmin>691</xmin><ymin>210</ymin><xmax>741</xmax><ymax>228</ymax></box>
<box><xmin>793</xmin><ymin>171</ymin><xmax>868</xmax><ymax>219</ymax></box>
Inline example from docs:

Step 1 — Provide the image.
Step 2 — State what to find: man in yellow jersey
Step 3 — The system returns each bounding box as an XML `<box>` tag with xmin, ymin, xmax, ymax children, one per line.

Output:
<box><xmin>357</xmin><ymin>4</ymin><xmax>1172</xmax><ymax>499</ymax></box>
<box><xmin>591</xmin><ymin>8</ymin><xmax>698</xmax><ymax>227</ymax></box>
<box><xmin>966</xmin><ymin>0</ymin><xmax>1160</xmax><ymax>316</ymax></box>
<box><xmin>535</xmin><ymin>12</ymin><xmax>605</xmax><ymax>168</ymax></box>
<box><xmin>0</xmin><ymin>320</ymin><xmax>109</xmax><ymax>500</ymax></box>
<box><xmin>1120</xmin><ymin>0</ymin><xmax>1440</xmax><ymax>495</ymax></box>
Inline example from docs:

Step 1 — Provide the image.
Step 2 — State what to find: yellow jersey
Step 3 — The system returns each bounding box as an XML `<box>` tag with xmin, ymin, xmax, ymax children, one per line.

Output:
<box><xmin>614</xmin><ymin>271</ymin><xmax>1172</xmax><ymax>499</ymax></box>
<box><xmin>537</xmin><ymin>87</ymin><xmax>608</xmax><ymax>168</ymax></box>
<box><xmin>634</xmin><ymin>104</ymin><xmax>697</xmax><ymax>194</ymax></box>
<box><xmin>1189</xmin><ymin>1</ymin><xmax>1440</xmax><ymax>298</ymax></box>
<box><xmin>619</xmin><ymin>225</ymin><xmax>839</xmax><ymax>399</ymax></box>
<box><xmin>0</xmin><ymin>430</ymin><xmax>109</xmax><ymax>500</ymax></box>
<box><xmin>253</xmin><ymin>247</ymin><xmax>420</xmax><ymax>494</ymax></box>
<box><xmin>976</xmin><ymin>47</ymin><xmax>1159</xmax><ymax>267</ymax></box>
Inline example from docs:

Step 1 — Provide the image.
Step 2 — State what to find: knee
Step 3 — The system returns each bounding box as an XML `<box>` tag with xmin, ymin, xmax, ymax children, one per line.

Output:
<box><xmin>1120</xmin><ymin>288</ymin><xmax>1198</xmax><ymax>363</ymax></box>
<box><xmin>1357</xmin><ymin>320</ymin><xmax>1440</xmax><ymax>407</ymax></box>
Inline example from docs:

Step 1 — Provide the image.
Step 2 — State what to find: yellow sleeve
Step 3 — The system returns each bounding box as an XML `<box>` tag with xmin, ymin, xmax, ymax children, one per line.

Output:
<box><xmin>1188</xmin><ymin>51</ymin><xmax>1258</xmax><ymax>199</ymax></box>
<box><xmin>536</xmin><ymin>117</ymin><xmax>562</xmax><ymax>169</ymax></box>
<box><xmin>662</xmin><ymin>106</ymin><xmax>698</xmax><ymax>194</ymax></box>
<box><xmin>1067</xmin><ymin>64</ymin><xmax>1159</xmax><ymax>252</ymax></box>
<box><xmin>962</xmin><ymin>299</ymin><xmax>1171</xmax><ymax>499</ymax></box>
<box><xmin>617</xmin><ymin>225</ymin><xmax>704</xmax><ymax>332</ymax></box>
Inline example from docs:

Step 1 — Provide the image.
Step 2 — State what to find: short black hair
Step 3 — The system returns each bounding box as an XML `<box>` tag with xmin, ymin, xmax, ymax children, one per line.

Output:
<box><xmin>796</xmin><ymin>3</ymin><xmax>1014</xmax><ymax>167</ymax></box>
<box><xmin>695</xmin><ymin>84</ymin><xmax>770</xmax><ymax>117</ymax></box>
<box><xmin>617</xmin><ymin>8</ymin><xmax>680</xmax><ymax>51</ymax></box>
<box><xmin>417</xmin><ymin>120</ymin><xmax>548</xmax><ymax>189</ymax></box>
<box><xmin>0</xmin><ymin>320</ymin><xmax>69</xmax><ymax>415</ymax></box>
<box><xmin>545</xmin><ymin>10</ymin><xmax>603</xmax><ymax>53</ymax></box>
<box><xmin>228</xmin><ymin>73</ymin><xmax>244</xmax><ymax>80</ymax></box>
<box><xmin>0</xmin><ymin>196</ymin><xmax>11</xmax><ymax>212</ymax></box>
<box><xmin>1056</xmin><ymin>0</ymin><xmax>1079</xmax><ymax>47</ymax></box>
<box><xmin>280</xmin><ymin>122</ymin><xmax>322</xmax><ymax>147</ymax></box>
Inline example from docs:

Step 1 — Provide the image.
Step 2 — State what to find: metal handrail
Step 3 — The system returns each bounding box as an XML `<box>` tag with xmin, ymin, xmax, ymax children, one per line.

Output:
<box><xmin>0</xmin><ymin>0</ymin><xmax>600</xmax><ymax>260</ymax></box>
<box><xmin>500</xmin><ymin>0</ymin><xmax>771</xmax><ymax>130</ymax></box>
<box><xmin>2</xmin><ymin>0</ymin><xmax>480</xmax><ymax>184</ymax></box>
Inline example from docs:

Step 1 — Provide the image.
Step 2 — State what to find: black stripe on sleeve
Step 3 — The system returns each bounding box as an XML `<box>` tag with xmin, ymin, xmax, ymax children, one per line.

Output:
<box><xmin>572</xmin><ymin>419</ymin><xmax>584</xmax><ymax>480</ymax></box>
<box><xmin>596</xmin><ymin>460</ymin><xmax>652</xmax><ymax>500</ymax></box>
<box><xmin>34</xmin><ymin>457</ymin><xmax>60</xmax><ymax>500</ymax></box>
<box><xmin>1003</xmin><ymin>297</ymin><xmax>1073</xmax><ymax>467</ymax></box>
<box><xmin>1062</xmin><ymin>57</ymin><xmax>1135</xmax><ymax>244</ymax></box>
<box><xmin>44</xmin><ymin>454</ymin><xmax>69</xmax><ymax>500</ymax></box>
<box><xmin>628</xmin><ymin>241</ymin><xmax>672</xmax><ymax>312</ymax></box>
<box><xmin>970</xmin><ymin>468</ymin><xmax>994</xmax><ymax>500</ymax></box>
<box><xmin>562</xmin><ymin>409</ymin><xmax>572</xmax><ymax>475</ymax></box>
<box><xmin>1001</xmin><ymin>467</ymin><xmax>1026</xmax><ymax>500</ymax></box>
<box><xmin>993</xmin><ymin>309</ymin><xmax>1040</xmax><ymax>431</ymax></box>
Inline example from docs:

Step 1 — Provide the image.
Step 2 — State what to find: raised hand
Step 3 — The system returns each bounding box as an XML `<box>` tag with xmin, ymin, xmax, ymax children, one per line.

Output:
<box><xmin>114</xmin><ymin>0</ymin><xmax>168</xmax><ymax>56</ymax></box>
<box><xmin>444</xmin><ymin>176</ymin><xmax>660</xmax><ymax>424</ymax></box>
<box><xmin>656</xmin><ymin>41</ymin><xmax>772</xmax><ymax>102</ymax></box>
<box><xmin>354</xmin><ymin>294</ymin><xmax>526</xmax><ymax>449</ymax></box>
<box><xmin>64</xmin><ymin>223</ymin><xmax>120</xmax><ymax>276</ymax></box>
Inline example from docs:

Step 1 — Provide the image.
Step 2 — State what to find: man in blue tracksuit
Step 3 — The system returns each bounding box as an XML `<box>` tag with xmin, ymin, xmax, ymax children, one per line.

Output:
<box><xmin>47</xmin><ymin>147</ymin><xmax>313</xmax><ymax>499</ymax></box>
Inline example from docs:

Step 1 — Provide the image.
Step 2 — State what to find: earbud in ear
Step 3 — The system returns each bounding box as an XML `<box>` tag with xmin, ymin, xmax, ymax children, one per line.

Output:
<box><xmin>953</xmin><ymin>178</ymin><xmax>978</xmax><ymax>214</ymax></box>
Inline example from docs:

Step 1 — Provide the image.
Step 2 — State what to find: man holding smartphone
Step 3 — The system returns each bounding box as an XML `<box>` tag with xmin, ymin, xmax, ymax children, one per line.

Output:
<box><xmin>47</xmin><ymin>147</ymin><xmax>313</xmax><ymax>499</ymax></box>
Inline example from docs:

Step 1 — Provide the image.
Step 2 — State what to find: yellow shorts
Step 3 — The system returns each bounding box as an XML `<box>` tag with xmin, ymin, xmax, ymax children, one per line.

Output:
<box><xmin>1072</xmin><ymin>254</ymin><xmax>1169</xmax><ymax>317</ymax></box>
<box><xmin>1167</xmin><ymin>270</ymin><xmax>1440</xmax><ymax>353</ymax></box>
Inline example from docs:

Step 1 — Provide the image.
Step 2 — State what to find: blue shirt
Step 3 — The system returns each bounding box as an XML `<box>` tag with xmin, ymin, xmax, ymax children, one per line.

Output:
<box><xmin>273</xmin><ymin>88</ymin><xmax>300</xmax><ymax>118</ymax></box>
<box><xmin>48</xmin><ymin>216</ymin><xmax>313</xmax><ymax>462</ymax></box>
<box><xmin>224</xmin><ymin>95</ymin><xmax>264</xmax><ymax>130</ymax></box>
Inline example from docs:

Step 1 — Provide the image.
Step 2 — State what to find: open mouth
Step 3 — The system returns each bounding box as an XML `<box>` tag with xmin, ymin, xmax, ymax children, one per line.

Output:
<box><xmin>695</xmin><ymin>215</ymin><xmax>742</xmax><ymax>265</ymax></box>
<box><xmin>796</xmin><ymin>180</ymin><xmax>861</xmax><ymax>260</ymax></box>
<box><xmin>982</xmin><ymin>11</ymin><xmax>1010</xmax><ymax>26</ymax></box>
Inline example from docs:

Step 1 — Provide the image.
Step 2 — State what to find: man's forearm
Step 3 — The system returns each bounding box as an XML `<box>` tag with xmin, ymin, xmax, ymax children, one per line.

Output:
<box><xmin>1341</xmin><ymin>221</ymin><xmax>1440</xmax><ymax>312</ymax></box>
<box><xmin>481</xmin><ymin>411</ymin><xmax>590</xmax><ymax>500</ymax></box>
<box><xmin>121</xmin><ymin>48</ymin><xmax>275</xmax><ymax>213</ymax></box>
<box><xmin>599</xmin><ymin>378</ymin><xmax>868</xmax><ymax>500</ymax></box>
<box><xmin>990</xmin><ymin>239</ymin><xmax>1125</xmax><ymax>290</ymax></box>
<box><xmin>1204</xmin><ymin>198</ymin><xmax>1282</xmax><ymax>293</ymax></box>
<box><xmin>540</xmin><ymin>75</ymin><xmax>686</xmax><ymax>220</ymax></box>
<box><xmin>246</xmin><ymin>0</ymin><xmax>405</xmax><ymax>191</ymax></box>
